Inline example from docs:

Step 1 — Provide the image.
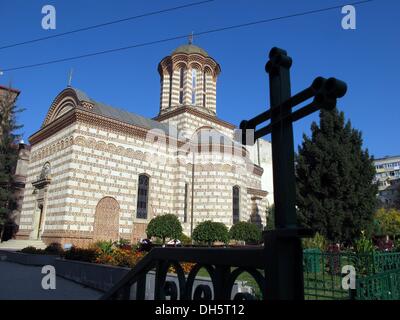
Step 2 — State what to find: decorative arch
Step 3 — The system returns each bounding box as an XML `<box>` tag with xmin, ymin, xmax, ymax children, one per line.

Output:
<box><xmin>42</xmin><ymin>88</ymin><xmax>80</xmax><ymax>127</ymax></box>
<box><xmin>93</xmin><ymin>197</ymin><xmax>120</xmax><ymax>242</ymax></box>
<box><xmin>188</xmin><ymin>61</ymin><xmax>202</xmax><ymax>71</ymax></box>
<box><xmin>173</xmin><ymin>61</ymin><xmax>188</xmax><ymax>70</ymax></box>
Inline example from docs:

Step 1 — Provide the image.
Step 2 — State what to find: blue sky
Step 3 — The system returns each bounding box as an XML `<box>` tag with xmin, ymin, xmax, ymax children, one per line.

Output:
<box><xmin>0</xmin><ymin>0</ymin><xmax>398</xmax><ymax>158</ymax></box>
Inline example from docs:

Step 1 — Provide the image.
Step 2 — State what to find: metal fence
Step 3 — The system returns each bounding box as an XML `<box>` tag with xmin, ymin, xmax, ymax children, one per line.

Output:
<box><xmin>303</xmin><ymin>250</ymin><xmax>400</xmax><ymax>300</ymax></box>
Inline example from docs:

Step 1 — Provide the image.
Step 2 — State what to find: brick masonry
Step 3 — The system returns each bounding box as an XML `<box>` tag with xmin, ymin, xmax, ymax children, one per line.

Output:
<box><xmin>17</xmin><ymin>44</ymin><xmax>273</xmax><ymax>247</ymax></box>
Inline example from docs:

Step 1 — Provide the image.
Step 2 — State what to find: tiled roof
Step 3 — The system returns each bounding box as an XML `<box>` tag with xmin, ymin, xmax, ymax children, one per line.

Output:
<box><xmin>73</xmin><ymin>88</ymin><xmax>174</xmax><ymax>135</ymax></box>
<box><xmin>172</xmin><ymin>44</ymin><xmax>208</xmax><ymax>57</ymax></box>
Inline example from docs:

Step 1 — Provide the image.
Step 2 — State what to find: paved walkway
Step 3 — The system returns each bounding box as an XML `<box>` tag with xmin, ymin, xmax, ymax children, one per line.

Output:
<box><xmin>0</xmin><ymin>260</ymin><xmax>102</xmax><ymax>300</ymax></box>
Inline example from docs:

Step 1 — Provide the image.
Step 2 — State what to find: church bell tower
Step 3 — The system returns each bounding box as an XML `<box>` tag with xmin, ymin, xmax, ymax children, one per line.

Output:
<box><xmin>157</xmin><ymin>40</ymin><xmax>221</xmax><ymax>117</ymax></box>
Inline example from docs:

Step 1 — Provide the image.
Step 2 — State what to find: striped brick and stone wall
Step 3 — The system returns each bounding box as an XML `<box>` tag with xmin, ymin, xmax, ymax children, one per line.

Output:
<box><xmin>16</xmin><ymin>43</ymin><xmax>271</xmax><ymax>247</ymax></box>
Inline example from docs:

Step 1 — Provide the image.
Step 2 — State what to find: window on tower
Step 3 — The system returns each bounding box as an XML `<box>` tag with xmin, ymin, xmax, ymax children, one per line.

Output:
<box><xmin>203</xmin><ymin>71</ymin><xmax>207</xmax><ymax>107</ymax></box>
<box><xmin>179</xmin><ymin>68</ymin><xmax>184</xmax><ymax>104</ymax></box>
<box><xmin>192</xmin><ymin>69</ymin><xmax>197</xmax><ymax>105</ymax></box>
<box><xmin>233</xmin><ymin>186</ymin><xmax>240</xmax><ymax>224</ymax></box>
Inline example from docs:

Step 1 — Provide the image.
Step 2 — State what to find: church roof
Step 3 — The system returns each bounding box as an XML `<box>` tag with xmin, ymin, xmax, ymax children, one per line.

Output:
<box><xmin>73</xmin><ymin>88</ymin><xmax>175</xmax><ymax>135</ymax></box>
<box><xmin>172</xmin><ymin>44</ymin><xmax>208</xmax><ymax>57</ymax></box>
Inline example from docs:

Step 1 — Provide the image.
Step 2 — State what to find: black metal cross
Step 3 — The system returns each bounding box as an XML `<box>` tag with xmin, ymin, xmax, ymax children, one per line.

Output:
<box><xmin>239</xmin><ymin>47</ymin><xmax>347</xmax><ymax>300</ymax></box>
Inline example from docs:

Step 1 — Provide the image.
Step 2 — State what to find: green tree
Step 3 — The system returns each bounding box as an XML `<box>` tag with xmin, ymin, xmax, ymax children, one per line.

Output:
<box><xmin>265</xmin><ymin>205</ymin><xmax>275</xmax><ymax>231</ymax></box>
<box><xmin>296</xmin><ymin>108</ymin><xmax>377</xmax><ymax>244</ymax></box>
<box><xmin>192</xmin><ymin>220</ymin><xmax>229</xmax><ymax>246</ymax></box>
<box><xmin>229</xmin><ymin>221</ymin><xmax>262</xmax><ymax>244</ymax></box>
<box><xmin>394</xmin><ymin>184</ymin><xmax>400</xmax><ymax>210</ymax></box>
<box><xmin>374</xmin><ymin>208</ymin><xmax>400</xmax><ymax>239</ymax></box>
<box><xmin>146</xmin><ymin>214</ymin><xmax>182</xmax><ymax>244</ymax></box>
<box><xmin>0</xmin><ymin>87</ymin><xmax>23</xmax><ymax>240</ymax></box>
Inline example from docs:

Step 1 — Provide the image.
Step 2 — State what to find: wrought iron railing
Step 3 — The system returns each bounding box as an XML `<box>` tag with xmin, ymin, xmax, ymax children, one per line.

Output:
<box><xmin>101</xmin><ymin>247</ymin><xmax>266</xmax><ymax>300</ymax></box>
<box><xmin>356</xmin><ymin>269</ymin><xmax>400</xmax><ymax>300</ymax></box>
<box><xmin>102</xmin><ymin>248</ymin><xmax>400</xmax><ymax>300</ymax></box>
<box><xmin>303</xmin><ymin>250</ymin><xmax>400</xmax><ymax>300</ymax></box>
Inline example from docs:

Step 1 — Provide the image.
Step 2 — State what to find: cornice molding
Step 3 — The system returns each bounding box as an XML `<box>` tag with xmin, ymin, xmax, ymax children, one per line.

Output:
<box><xmin>247</xmin><ymin>187</ymin><xmax>268</xmax><ymax>198</ymax></box>
<box><xmin>154</xmin><ymin>106</ymin><xmax>236</xmax><ymax>130</ymax></box>
<box><xmin>29</xmin><ymin>108</ymin><xmax>184</xmax><ymax>147</ymax></box>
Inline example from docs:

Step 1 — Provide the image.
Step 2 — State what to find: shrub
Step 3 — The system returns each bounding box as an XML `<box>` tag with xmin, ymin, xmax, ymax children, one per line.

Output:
<box><xmin>92</xmin><ymin>240</ymin><xmax>114</xmax><ymax>254</ymax></box>
<box><xmin>138</xmin><ymin>239</ymin><xmax>153</xmax><ymax>252</ymax></box>
<box><xmin>21</xmin><ymin>246</ymin><xmax>41</xmax><ymax>254</ymax></box>
<box><xmin>114</xmin><ymin>238</ymin><xmax>131</xmax><ymax>250</ymax></box>
<box><xmin>95</xmin><ymin>248</ymin><xmax>146</xmax><ymax>268</ymax></box>
<box><xmin>377</xmin><ymin>237</ymin><xmax>394</xmax><ymax>252</ymax></box>
<box><xmin>265</xmin><ymin>205</ymin><xmax>275</xmax><ymax>231</ymax></box>
<box><xmin>113</xmin><ymin>249</ymin><xmax>145</xmax><ymax>268</ymax></box>
<box><xmin>394</xmin><ymin>239</ymin><xmax>400</xmax><ymax>252</ymax></box>
<box><xmin>326</xmin><ymin>243</ymin><xmax>341</xmax><ymax>275</ymax></box>
<box><xmin>95</xmin><ymin>253</ymin><xmax>117</xmax><ymax>266</ymax></box>
<box><xmin>63</xmin><ymin>246</ymin><xmax>98</xmax><ymax>263</ymax></box>
<box><xmin>192</xmin><ymin>220</ymin><xmax>229</xmax><ymax>246</ymax></box>
<box><xmin>146</xmin><ymin>214</ymin><xmax>183</xmax><ymax>244</ymax></box>
<box><xmin>373</xmin><ymin>208</ymin><xmax>400</xmax><ymax>238</ymax></box>
<box><xmin>178</xmin><ymin>233</ymin><xmax>192</xmax><ymax>246</ymax></box>
<box><xmin>302</xmin><ymin>232</ymin><xmax>327</xmax><ymax>251</ymax></box>
<box><xmin>44</xmin><ymin>242</ymin><xmax>64</xmax><ymax>255</ymax></box>
<box><xmin>170</xmin><ymin>262</ymin><xmax>195</xmax><ymax>274</ymax></box>
<box><xmin>354</xmin><ymin>231</ymin><xmax>375</xmax><ymax>255</ymax></box>
<box><xmin>229</xmin><ymin>222</ymin><xmax>262</xmax><ymax>244</ymax></box>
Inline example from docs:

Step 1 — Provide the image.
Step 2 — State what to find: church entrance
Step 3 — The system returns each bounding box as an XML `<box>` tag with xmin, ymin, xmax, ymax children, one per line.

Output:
<box><xmin>36</xmin><ymin>204</ymin><xmax>44</xmax><ymax>240</ymax></box>
<box><xmin>31</xmin><ymin>203</ymin><xmax>45</xmax><ymax>240</ymax></box>
<box><xmin>93</xmin><ymin>197</ymin><xmax>120</xmax><ymax>242</ymax></box>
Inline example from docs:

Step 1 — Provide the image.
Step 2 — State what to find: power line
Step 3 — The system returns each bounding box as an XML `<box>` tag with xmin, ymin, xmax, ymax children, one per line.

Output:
<box><xmin>2</xmin><ymin>0</ymin><xmax>376</xmax><ymax>73</ymax></box>
<box><xmin>0</xmin><ymin>0</ymin><xmax>216</xmax><ymax>51</ymax></box>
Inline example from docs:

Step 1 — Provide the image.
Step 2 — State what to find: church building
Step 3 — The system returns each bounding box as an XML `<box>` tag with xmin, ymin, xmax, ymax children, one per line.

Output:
<box><xmin>16</xmin><ymin>43</ymin><xmax>273</xmax><ymax>247</ymax></box>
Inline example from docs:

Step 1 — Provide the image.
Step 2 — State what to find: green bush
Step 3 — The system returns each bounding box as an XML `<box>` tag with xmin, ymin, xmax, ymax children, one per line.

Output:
<box><xmin>302</xmin><ymin>232</ymin><xmax>327</xmax><ymax>251</ymax></box>
<box><xmin>92</xmin><ymin>240</ymin><xmax>114</xmax><ymax>254</ymax></box>
<box><xmin>63</xmin><ymin>246</ymin><xmax>98</xmax><ymax>263</ymax></box>
<box><xmin>354</xmin><ymin>231</ymin><xmax>375</xmax><ymax>255</ymax></box>
<box><xmin>20</xmin><ymin>246</ymin><xmax>42</xmax><ymax>254</ymax></box>
<box><xmin>44</xmin><ymin>242</ymin><xmax>64</xmax><ymax>255</ymax></box>
<box><xmin>146</xmin><ymin>214</ymin><xmax>183</xmax><ymax>244</ymax></box>
<box><xmin>265</xmin><ymin>205</ymin><xmax>275</xmax><ymax>231</ymax></box>
<box><xmin>373</xmin><ymin>208</ymin><xmax>400</xmax><ymax>238</ymax></box>
<box><xmin>192</xmin><ymin>220</ymin><xmax>229</xmax><ymax>246</ymax></box>
<box><xmin>178</xmin><ymin>233</ymin><xmax>192</xmax><ymax>246</ymax></box>
<box><xmin>114</xmin><ymin>238</ymin><xmax>131</xmax><ymax>248</ymax></box>
<box><xmin>229</xmin><ymin>222</ymin><xmax>262</xmax><ymax>244</ymax></box>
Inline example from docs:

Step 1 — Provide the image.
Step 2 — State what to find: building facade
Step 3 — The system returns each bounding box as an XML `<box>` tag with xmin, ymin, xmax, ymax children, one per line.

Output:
<box><xmin>373</xmin><ymin>155</ymin><xmax>400</xmax><ymax>207</ymax></box>
<box><xmin>16</xmin><ymin>44</ymin><xmax>273</xmax><ymax>247</ymax></box>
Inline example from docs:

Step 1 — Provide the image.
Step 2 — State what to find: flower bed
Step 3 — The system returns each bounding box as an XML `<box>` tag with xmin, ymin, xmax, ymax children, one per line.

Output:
<box><xmin>63</xmin><ymin>240</ymin><xmax>147</xmax><ymax>269</ymax></box>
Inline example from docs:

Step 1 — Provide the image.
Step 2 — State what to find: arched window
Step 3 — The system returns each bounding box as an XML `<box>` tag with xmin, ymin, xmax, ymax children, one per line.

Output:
<box><xmin>136</xmin><ymin>174</ymin><xmax>149</xmax><ymax>219</ymax></box>
<box><xmin>168</xmin><ymin>73</ymin><xmax>172</xmax><ymax>107</ymax></box>
<box><xmin>232</xmin><ymin>186</ymin><xmax>240</xmax><ymax>224</ymax></box>
<box><xmin>192</xmin><ymin>69</ymin><xmax>197</xmax><ymax>105</ymax></box>
<box><xmin>202</xmin><ymin>71</ymin><xmax>207</xmax><ymax>107</ymax></box>
<box><xmin>179</xmin><ymin>68</ymin><xmax>185</xmax><ymax>104</ymax></box>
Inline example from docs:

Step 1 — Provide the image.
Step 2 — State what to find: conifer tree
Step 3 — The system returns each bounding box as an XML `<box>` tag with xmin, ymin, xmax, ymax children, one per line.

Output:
<box><xmin>0</xmin><ymin>87</ymin><xmax>23</xmax><ymax>239</ymax></box>
<box><xmin>296</xmin><ymin>108</ymin><xmax>377</xmax><ymax>244</ymax></box>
